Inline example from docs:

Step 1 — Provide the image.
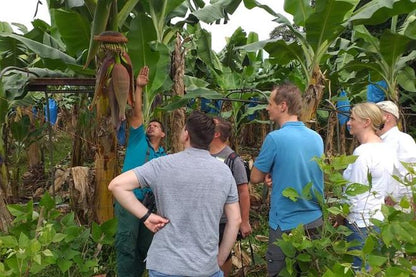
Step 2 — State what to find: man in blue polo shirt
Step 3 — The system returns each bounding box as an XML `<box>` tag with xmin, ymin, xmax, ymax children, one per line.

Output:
<box><xmin>250</xmin><ymin>83</ymin><xmax>324</xmax><ymax>276</ymax></box>
<box><xmin>115</xmin><ymin>66</ymin><xmax>166</xmax><ymax>277</ymax></box>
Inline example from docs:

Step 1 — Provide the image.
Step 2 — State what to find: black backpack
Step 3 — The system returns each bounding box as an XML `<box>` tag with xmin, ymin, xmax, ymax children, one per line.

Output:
<box><xmin>224</xmin><ymin>152</ymin><xmax>251</xmax><ymax>182</ymax></box>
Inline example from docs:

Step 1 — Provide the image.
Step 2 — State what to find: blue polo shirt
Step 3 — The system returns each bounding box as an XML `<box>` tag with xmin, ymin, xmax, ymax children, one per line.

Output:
<box><xmin>122</xmin><ymin>125</ymin><xmax>166</xmax><ymax>200</ymax></box>
<box><xmin>254</xmin><ymin>121</ymin><xmax>324</xmax><ymax>231</ymax></box>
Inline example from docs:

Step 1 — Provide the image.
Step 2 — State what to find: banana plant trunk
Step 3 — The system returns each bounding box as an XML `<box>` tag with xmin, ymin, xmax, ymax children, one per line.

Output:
<box><xmin>71</xmin><ymin>104</ymin><xmax>82</xmax><ymax>167</ymax></box>
<box><xmin>94</xmin><ymin>98</ymin><xmax>118</xmax><ymax>223</ymax></box>
<box><xmin>300</xmin><ymin>66</ymin><xmax>326</xmax><ymax>127</ymax></box>
<box><xmin>169</xmin><ymin>33</ymin><xmax>186</xmax><ymax>153</ymax></box>
<box><xmin>0</xmin><ymin>133</ymin><xmax>11</xmax><ymax>232</ymax></box>
<box><xmin>92</xmin><ymin>31</ymin><xmax>134</xmax><ymax>223</ymax></box>
<box><xmin>0</xmin><ymin>189</ymin><xmax>11</xmax><ymax>232</ymax></box>
<box><xmin>0</xmin><ymin>143</ymin><xmax>11</xmax><ymax>232</ymax></box>
<box><xmin>324</xmin><ymin>110</ymin><xmax>337</xmax><ymax>157</ymax></box>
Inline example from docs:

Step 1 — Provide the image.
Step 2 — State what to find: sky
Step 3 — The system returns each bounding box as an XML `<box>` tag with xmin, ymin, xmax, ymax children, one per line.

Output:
<box><xmin>201</xmin><ymin>1</ymin><xmax>290</xmax><ymax>52</ymax></box>
<box><xmin>0</xmin><ymin>0</ymin><xmax>290</xmax><ymax>52</ymax></box>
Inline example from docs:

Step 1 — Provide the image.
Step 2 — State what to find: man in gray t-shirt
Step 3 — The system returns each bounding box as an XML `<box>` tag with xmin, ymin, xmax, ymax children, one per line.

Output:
<box><xmin>210</xmin><ymin>117</ymin><xmax>252</xmax><ymax>276</ymax></box>
<box><xmin>109</xmin><ymin>111</ymin><xmax>241</xmax><ymax>276</ymax></box>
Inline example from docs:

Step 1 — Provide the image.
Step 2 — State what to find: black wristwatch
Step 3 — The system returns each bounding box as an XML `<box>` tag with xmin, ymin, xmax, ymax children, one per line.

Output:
<box><xmin>140</xmin><ymin>209</ymin><xmax>152</xmax><ymax>223</ymax></box>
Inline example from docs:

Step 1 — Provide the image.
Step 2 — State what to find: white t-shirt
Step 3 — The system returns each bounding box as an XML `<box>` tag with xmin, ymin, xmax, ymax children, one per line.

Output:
<box><xmin>343</xmin><ymin>143</ymin><xmax>397</xmax><ymax>227</ymax></box>
<box><xmin>381</xmin><ymin>126</ymin><xmax>416</xmax><ymax>200</ymax></box>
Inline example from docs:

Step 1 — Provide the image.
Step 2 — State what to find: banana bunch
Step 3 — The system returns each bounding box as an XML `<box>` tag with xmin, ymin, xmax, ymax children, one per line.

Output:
<box><xmin>92</xmin><ymin>31</ymin><xmax>134</xmax><ymax>131</ymax></box>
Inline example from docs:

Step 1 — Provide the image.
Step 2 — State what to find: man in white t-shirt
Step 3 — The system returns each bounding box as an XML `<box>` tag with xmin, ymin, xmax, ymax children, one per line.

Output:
<box><xmin>376</xmin><ymin>100</ymin><xmax>416</xmax><ymax>203</ymax></box>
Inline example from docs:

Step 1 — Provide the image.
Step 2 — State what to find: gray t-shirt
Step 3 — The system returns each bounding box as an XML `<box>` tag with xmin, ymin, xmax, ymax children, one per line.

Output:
<box><xmin>133</xmin><ymin>147</ymin><xmax>238</xmax><ymax>276</ymax></box>
<box><xmin>211</xmin><ymin>145</ymin><xmax>248</xmax><ymax>223</ymax></box>
<box><xmin>211</xmin><ymin>145</ymin><xmax>248</xmax><ymax>186</ymax></box>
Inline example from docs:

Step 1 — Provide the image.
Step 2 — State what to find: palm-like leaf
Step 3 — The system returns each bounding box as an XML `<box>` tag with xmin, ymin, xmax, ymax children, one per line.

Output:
<box><xmin>0</xmin><ymin>34</ymin><xmax>76</xmax><ymax>67</ymax></box>
<box><xmin>53</xmin><ymin>9</ymin><xmax>90</xmax><ymax>57</ymax></box>
<box><xmin>127</xmin><ymin>13</ymin><xmax>172</xmax><ymax>122</ymax></box>
<box><xmin>305</xmin><ymin>0</ymin><xmax>359</xmax><ymax>54</ymax></box>
<box><xmin>148</xmin><ymin>0</ymin><xmax>184</xmax><ymax>42</ymax></box>
<box><xmin>347</xmin><ymin>25</ymin><xmax>416</xmax><ymax>98</ymax></box>
<box><xmin>349</xmin><ymin>0</ymin><xmax>416</xmax><ymax>26</ymax></box>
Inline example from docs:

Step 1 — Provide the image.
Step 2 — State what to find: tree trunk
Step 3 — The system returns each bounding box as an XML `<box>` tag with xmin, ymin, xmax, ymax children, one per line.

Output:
<box><xmin>94</xmin><ymin>98</ymin><xmax>118</xmax><ymax>223</ymax></box>
<box><xmin>169</xmin><ymin>33</ymin><xmax>186</xmax><ymax>153</ymax></box>
<box><xmin>0</xmin><ymin>123</ymin><xmax>11</xmax><ymax>231</ymax></box>
<box><xmin>0</xmin><ymin>175</ymin><xmax>11</xmax><ymax>232</ymax></box>
<box><xmin>300</xmin><ymin>66</ymin><xmax>326</xmax><ymax>127</ymax></box>
<box><xmin>71</xmin><ymin>104</ymin><xmax>83</xmax><ymax>167</ymax></box>
<box><xmin>325</xmin><ymin>111</ymin><xmax>337</xmax><ymax>158</ymax></box>
<box><xmin>340</xmin><ymin>124</ymin><xmax>346</xmax><ymax>155</ymax></box>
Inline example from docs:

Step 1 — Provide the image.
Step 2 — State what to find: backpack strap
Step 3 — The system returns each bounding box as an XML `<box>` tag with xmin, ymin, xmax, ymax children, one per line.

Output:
<box><xmin>224</xmin><ymin>152</ymin><xmax>238</xmax><ymax>174</ymax></box>
<box><xmin>225</xmin><ymin>152</ymin><xmax>251</xmax><ymax>182</ymax></box>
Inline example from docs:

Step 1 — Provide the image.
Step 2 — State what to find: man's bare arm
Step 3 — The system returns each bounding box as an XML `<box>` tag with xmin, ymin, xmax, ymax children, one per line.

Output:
<box><xmin>108</xmin><ymin>170</ymin><xmax>169</xmax><ymax>232</ymax></box>
<box><xmin>237</xmin><ymin>184</ymin><xmax>252</xmax><ymax>238</ymax></box>
<box><xmin>129</xmin><ymin>66</ymin><xmax>149</xmax><ymax>128</ymax></box>
<box><xmin>250</xmin><ymin>166</ymin><xmax>267</xmax><ymax>184</ymax></box>
<box><xmin>218</xmin><ymin>202</ymin><xmax>241</xmax><ymax>266</ymax></box>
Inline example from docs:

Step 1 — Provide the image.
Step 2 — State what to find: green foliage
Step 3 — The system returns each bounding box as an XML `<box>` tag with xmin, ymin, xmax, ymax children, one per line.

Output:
<box><xmin>273</xmin><ymin>154</ymin><xmax>416</xmax><ymax>276</ymax></box>
<box><xmin>0</xmin><ymin>192</ymin><xmax>117</xmax><ymax>276</ymax></box>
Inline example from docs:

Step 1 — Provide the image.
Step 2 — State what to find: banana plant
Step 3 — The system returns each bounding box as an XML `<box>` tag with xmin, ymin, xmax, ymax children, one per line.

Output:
<box><xmin>243</xmin><ymin>0</ymin><xmax>360</xmax><ymax>125</ymax></box>
<box><xmin>343</xmin><ymin>2</ymin><xmax>416</xmax><ymax>102</ymax></box>
<box><xmin>125</xmin><ymin>0</ymin><xmax>246</xmax><ymax>123</ymax></box>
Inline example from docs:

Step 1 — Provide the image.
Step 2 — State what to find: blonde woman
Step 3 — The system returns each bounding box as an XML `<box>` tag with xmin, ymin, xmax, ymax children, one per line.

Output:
<box><xmin>342</xmin><ymin>102</ymin><xmax>397</xmax><ymax>270</ymax></box>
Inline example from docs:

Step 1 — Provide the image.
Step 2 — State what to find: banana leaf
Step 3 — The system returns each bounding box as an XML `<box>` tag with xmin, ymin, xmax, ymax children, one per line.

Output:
<box><xmin>349</xmin><ymin>0</ymin><xmax>416</xmax><ymax>26</ymax></box>
<box><xmin>52</xmin><ymin>9</ymin><xmax>90</xmax><ymax>57</ymax></box>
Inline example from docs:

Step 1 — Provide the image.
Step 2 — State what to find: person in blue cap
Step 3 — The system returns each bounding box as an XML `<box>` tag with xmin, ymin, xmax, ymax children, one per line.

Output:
<box><xmin>115</xmin><ymin>66</ymin><xmax>166</xmax><ymax>277</ymax></box>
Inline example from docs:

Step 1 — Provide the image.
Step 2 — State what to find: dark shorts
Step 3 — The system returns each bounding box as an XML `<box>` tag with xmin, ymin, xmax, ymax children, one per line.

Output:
<box><xmin>219</xmin><ymin>223</ymin><xmax>232</xmax><ymax>261</ymax></box>
<box><xmin>266</xmin><ymin>217</ymin><xmax>323</xmax><ymax>277</ymax></box>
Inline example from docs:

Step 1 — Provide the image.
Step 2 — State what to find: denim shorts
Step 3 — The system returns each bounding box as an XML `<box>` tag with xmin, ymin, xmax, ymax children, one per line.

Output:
<box><xmin>345</xmin><ymin>220</ymin><xmax>380</xmax><ymax>271</ymax></box>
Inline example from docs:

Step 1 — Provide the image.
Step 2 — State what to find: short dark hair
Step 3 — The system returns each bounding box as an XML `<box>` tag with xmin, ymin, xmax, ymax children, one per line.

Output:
<box><xmin>149</xmin><ymin>119</ymin><xmax>164</xmax><ymax>132</ymax></box>
<box><xmin>213</xmin><ymin>117</ymin><xmax>232</xmax><ymax>143</ymax></box>
<box><xmin>186</xmin><ymin>111</ymin><xmax>215</xmax><ymax>150</ymax></box>
<box><xmin>272</xmin><ymin>83</ymin><xmax>302</xmax><ymax>117</ymax></box>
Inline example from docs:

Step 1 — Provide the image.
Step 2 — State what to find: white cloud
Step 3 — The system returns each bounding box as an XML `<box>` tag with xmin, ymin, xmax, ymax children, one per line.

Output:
<box><xmin>0</xmin><ymin>0</ymin><xmax>290</xmax><ymax>52</ymax></box>
<box><xmin>0</xmin><ymin>0</ymin><xmax>50</xmax><ymax>32</ymax></box>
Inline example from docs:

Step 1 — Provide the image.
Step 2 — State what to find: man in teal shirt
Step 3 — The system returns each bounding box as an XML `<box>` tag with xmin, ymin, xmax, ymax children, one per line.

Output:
<box><xmin>115</xmin><ymin>66</ymin><xmax>166</xmax><ymax>277</ymax></box>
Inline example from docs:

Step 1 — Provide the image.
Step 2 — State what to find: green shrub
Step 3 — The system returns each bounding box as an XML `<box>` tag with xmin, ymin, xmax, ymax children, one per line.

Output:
<box><xmin>275</xmin><ymin>155</ymin><xmax>416</xmax><ymax>276</ymax></box>
<box><xmin>0</xmin><ymin>192</ymin><xmax>116</xmax><ymax>276</ymax></box>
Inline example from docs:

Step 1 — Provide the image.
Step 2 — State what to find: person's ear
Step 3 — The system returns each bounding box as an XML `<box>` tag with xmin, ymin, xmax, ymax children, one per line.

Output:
<box><xmin>280</xmin><ymin>101</ymin><xmax>287</xmax><ymax>112</ymax></box>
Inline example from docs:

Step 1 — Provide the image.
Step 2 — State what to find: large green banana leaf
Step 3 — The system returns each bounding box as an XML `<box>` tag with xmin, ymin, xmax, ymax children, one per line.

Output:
<box><xmin>147</xmin><ymin>0</ymin><xmax>184</xmax><ymax>42</ymax></box>
<box><xmin>284</xmin><ymin>0</ymin><xmax>312</xmax><ymax>26</ymax></box>
<box><xmin>349</xmin><ymin>0</ymin><xmax>416</xmax><ymax>26</ymax></box>
<box><xmin>127</xmin><ymin>13</ymin><xmax>171</xmax><ymax>121</ymax></box>
<box><xmin>52</xmin><ymin>9</ymin><xmax>90</xmax><ymax>57</ymax></box>
<box><xmin>305</xmin><ymin>0</ymin><xmax>359</xmax><ymax>54</ymax></box>
<box><xmin>127</xmin><ymin>12</ymin><xmax>171</xmax><ymax>92</ymax></box>
<box><xmin>192</xmin><ymin>0</ymin><xmax>242</xmax><ymax>23</ymax></box>
<box><xmin>380</xmin><ymin>31</ymin><xmax>412</xmax><ymax>71</ymax></box>
<box><xmin>398</xmin><ymin>65</ymin><xmax>416</xmax><ymax>92</ymax></box>
<box><xmin>0</xmin><ymin>34</ymin><xmax>76</xmax><ymax>68</ymax></box>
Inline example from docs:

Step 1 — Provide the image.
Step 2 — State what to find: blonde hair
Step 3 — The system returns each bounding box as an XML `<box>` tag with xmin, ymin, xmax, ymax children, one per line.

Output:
<box><xmin>351</xmin><ymin>102</ymin><xmax>385</xmax><ymax>131</ymax></box>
